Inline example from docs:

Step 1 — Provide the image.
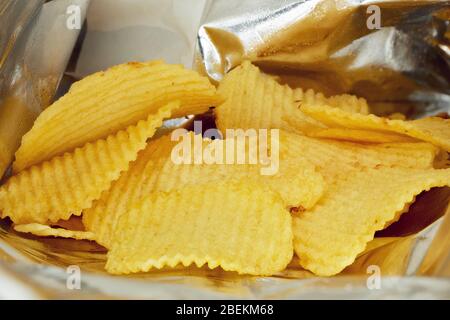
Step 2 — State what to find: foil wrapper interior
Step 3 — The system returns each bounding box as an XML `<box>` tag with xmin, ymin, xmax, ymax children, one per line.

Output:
<box><xmin>197</xmin><ymin>0</ymin><xmax>450</xmax><ymax>117</ymax></box>
<box><xmin>0</xmin><ymin>0</ymin><xmax>449</xmax><ymax>299</ymax></box>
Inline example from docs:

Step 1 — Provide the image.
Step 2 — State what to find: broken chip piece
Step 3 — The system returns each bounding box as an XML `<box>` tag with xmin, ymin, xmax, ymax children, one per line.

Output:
<box><xmin>14</xmin><ymin>223</ymin><xmax>95</xmax><ymax>241</ymax></box>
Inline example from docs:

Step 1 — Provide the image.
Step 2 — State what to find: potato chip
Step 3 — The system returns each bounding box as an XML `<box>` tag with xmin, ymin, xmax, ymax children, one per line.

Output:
<box><xmin>14</xmin><ymin>223</ymin><xmax>95</xmax><ymax>241</ymax></box>
<box><xmin>293</xmin><ymin>166</ymin><xmax>450</xmax><ymax>276</ymax></box>
<box><xmin>280</xmin><ymin>130</ymin><xmax>438</xmax><ymax>182</ymax></box>
<box><xmin>306</xmin><ymin>127</ymin><xmax>418</xmax><ymax>143</ymax></box>
<box><xmin>84</xmin><ymin>132</ymin><xmax>325</xmax><ymax>247</ymax></box>
<box><xmin>293</xmin><ymin>89</ymin><xmax>369</xmax><ymax>115</ymax></box>
<box><xmin>301</xmin><ymin>104</ymin><xmax>450</xmax><ymax>152</ymax></box>
<box><xmin>216</xmin><ymin>61</ymin><xmax>305</xmax><ymax>131</ymax></box>
<box><xmin>0</xmin><ymin>102</ymin><xmax>179</xmax><ymax>224</ymax></box>
<box><xmin>13</xmin><ymin>61</ymin><xmax>222</xmax><ymax>172</ymax></box>
<box><xmin>215</xmin><ymin>61</ymin><xmax>368</xmax><ymax>134</ymax></box>
<box><xmin>324</xmin><ymin>93</ymin><xmax>369</xmax><ymax>115</ymax></box>
<box><xmin>83</xmin><ymin>141</ymin><xmax>159</xmax><ymax>247</ymax></box>
<box><xmin>105</xmin><ymin>181</ymin><xmax>293</xmax><ymax>275</ymax></box>
<box><xmin>387</xmin><ymin>113</ymin><xmax>407</xmax><ymax>120</ymax></box>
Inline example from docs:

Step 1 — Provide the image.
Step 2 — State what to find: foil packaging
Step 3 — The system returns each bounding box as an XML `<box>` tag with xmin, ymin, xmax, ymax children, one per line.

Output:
<box><xmin>0</xmin><ymin>0</ymin><xmax>449</xmax><ymax>299</ymax></box>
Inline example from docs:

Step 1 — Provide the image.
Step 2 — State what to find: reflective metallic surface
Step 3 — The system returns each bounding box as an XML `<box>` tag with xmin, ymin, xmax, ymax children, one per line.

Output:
<box><xmin>0</xmin><ymin>0</ymin><xmax>449</xmax><ymax>299</ymax></box>
<box><xmin>197</xmin><ymin>0</ymin><xmax>450</xmax><ymax>117</ymax></box>
<box><xmin>0</xmin><ymin>0</ymin><xmax>88</xmax><ymax>179</ymax></box>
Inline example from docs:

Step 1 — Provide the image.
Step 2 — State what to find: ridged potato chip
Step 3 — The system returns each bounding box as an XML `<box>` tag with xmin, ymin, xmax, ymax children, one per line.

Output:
<box><xmin>84</xmin><ymin>132</ymin><xmax>325</xmax><ymax>247</ymax></box>
<box><xmin>215</xmin><ymin>61</ymin><xmax>368</xmax><ymax>134</ymax></box>
<box><xmin>293</xmin><ymin>166</ymin><xmax>450</xmax><ymax>276</ymax></box>
<box><xmin>0</xmin><ymin>102</ymin><xmax>178</xmax><ymax>224</ymax></box>
<box><xmin>106</xmin><ymin>181</ymin><xmax>293</xmax><ymax>275</ymax></box>
<box><xmin>14</xmin><ymin>61</ymin><xmax>222</xmax><ymax>172</ymax></box>
<box><xmin>280</xmin><ymin>131</ymin><xmax>438</xmax><ymax>182</ymax></box>
<box><xmin>323</xmin><ymin>93</ymin><xmax>369</xmax><ymax>115</ymax></box>
<box><xmin>301</xmin><ymin>104</ymin><xmax>450</xmax><ymax>152</ymax></box>
<box><xmin>305</xmin><ymin>127</ymin><xmax>418</xmax><ymax>143</ymax></box>
<box><xmin>14</xmin><ymin>223</ymin><xmax>95</xmax><ymax>241</ymax></box>
<box><xmin>83</xmin><ymin>141</ymin><xmax>160</xmax><ymax>247</ymax></box>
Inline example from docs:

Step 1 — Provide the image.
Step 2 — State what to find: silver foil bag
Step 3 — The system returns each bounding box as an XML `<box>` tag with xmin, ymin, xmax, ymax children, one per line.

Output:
<box><xmin>0</xmin><ymin>0</ymin><xmax>449</xmax><ymax>299</ymax></box>
<box><xmin>197</xmin><ymin>0</ymin><xmax>450</xmax><ymax>117</ymax></box>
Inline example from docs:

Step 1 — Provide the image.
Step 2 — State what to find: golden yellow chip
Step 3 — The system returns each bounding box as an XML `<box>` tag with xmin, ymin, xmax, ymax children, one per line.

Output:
<box><xmin>83</xmin><ymin>141</ymin><xmax>159</xmax><ymax>247</ymax></box>
<box><xmin>280</xmin><ymin>131</ymin><xmax>438</xmax><ymax>182</ymax></box>
<box><xmin>105</xmin><ymin>181</ymin><xmax>293</xmax><ymax>275</ymax></box>
<box><xmin>84</xmin><ymin>132</ymin><xmax>325</xmax><ymax>248</ymax></box>
<box><xmin>215</xmin><ymin>61</ymin><xmax>368</xmax><ymax>134</ymax></box>
<box><xmin>293</xmin><ymin>89</ymin><xmax>369</xmax><ymax>115</ymax></box>
<box><xmin>216</xmin><ymin>61</ymin><xmax>305</xmax><ymax>131</ymax></box>
<box><xmin>324</xmin><ymin>93</ymin><xmax>369</xmax><ymax>115</ymax></box>
<box><xmin>301</xmin><ymin>104</ymin><xmax>450</xmax><ymax>152</ymax></box>
<box><xmin>13</xmin><ymin>61</ymin><xmax>222</xmax><ymax>172</ymax></box>
<box><xmin>293</xmin><ymin>166</ymin><xmax>450</xmax><ymax>276</ymax></box>
<box><xmin>306</xmin><ymin>127</ymin><xmax>418</xmax><ymax>143</ymax></box>
<box><xmin>0</xmin><ymin>102</ymin><xmax>179</xmax><ymax>224</ymax></box>
<box><xmin>387</xmin><ymin>113</ymin><xmax>407</xmax><ymax>120</ymax></box>
<box><xmin>14</xmin><ymin>223</ymin><xmax>95</xmax><ymax>241</ymax></box>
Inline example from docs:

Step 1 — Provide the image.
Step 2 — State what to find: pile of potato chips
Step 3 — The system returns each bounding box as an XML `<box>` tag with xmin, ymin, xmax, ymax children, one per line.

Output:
<box><xmin>1</xmin><ymin>60</ymin><xmax>449</xmax><ymax>277</ymax></box>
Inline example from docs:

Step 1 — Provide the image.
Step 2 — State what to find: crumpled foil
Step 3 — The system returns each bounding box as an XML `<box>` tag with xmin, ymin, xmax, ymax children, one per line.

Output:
<box><xmin>0</xmin><ymin>0</ymin><xmax>449</xmax><ymax>299</ymax></box>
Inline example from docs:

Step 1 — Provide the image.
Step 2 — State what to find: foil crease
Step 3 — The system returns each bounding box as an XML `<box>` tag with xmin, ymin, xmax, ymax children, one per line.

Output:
<box><xmin>0</xmin><ymin>0</ymin><xmax>450</xmax><ymax>299</ymax></box>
